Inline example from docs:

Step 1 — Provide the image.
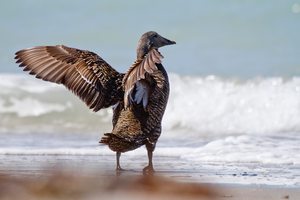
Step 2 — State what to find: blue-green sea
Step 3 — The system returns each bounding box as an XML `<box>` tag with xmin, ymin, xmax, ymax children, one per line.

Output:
<box><xmin>1</xmin><ymin>0</ymin><xmax>300</xmax><ymax>77</ymax></box>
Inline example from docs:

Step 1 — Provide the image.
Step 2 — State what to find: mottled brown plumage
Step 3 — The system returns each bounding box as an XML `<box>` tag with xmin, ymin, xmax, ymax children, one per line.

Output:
<box><xmin>15</xmin><ymin>45</ymin><xmax>124</xmax><ymax>111</ymax></box>
<box><xmin>15</xmin><ymin>31</ymin><xmax>175</xmax><ymax>173</ymax></box>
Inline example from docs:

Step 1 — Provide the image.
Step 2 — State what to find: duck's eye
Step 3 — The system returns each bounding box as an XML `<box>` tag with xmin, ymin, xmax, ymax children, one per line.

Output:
<box><xmin>153</xmin><ymin>34</ymin><xmax>158</xmax><ymax>38</ymax></box>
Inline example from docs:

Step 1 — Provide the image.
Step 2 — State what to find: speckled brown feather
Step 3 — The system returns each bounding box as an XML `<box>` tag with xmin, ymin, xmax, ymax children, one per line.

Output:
<box><xmin>122</xmin><ymin>49</ymin><xmax>164</xmax><ymax>109</ymax></box>
<box><xmin>15</xmin><ymin>45</ymin><xmax>124</xmax><ymax>111</ymax></box>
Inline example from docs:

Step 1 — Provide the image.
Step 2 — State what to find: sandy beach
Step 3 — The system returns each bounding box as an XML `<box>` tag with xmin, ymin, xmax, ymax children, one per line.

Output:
<box><xmin>1</xmin><ymin>174</ymin><xmax>299</xmax><ymax>200</ymax></box>
<box><xmin>0</xmin><ymin>154</ymin><xmax>299</xmax><ymax>200</ymax></box>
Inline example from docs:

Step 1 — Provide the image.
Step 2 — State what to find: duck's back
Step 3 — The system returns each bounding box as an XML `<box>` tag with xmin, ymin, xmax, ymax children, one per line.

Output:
<box><xmin>102</xmin><ymin>63</ymin><xmax>169</xmax><ymax>153</ymax></box>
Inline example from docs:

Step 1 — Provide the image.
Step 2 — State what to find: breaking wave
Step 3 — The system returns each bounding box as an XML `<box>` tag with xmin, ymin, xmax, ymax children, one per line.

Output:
<box><xmin>1</xmin><ymin>73</ymin><xmax>300</xmax><ymax>136</ymax></box>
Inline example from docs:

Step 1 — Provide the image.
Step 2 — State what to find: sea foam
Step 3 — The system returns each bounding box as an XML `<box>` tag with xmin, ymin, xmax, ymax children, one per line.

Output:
<box><xmin>1</xmin><ymin>74</ymin><xmax>300</xmax><ymax>136</ymax></box>
<box><xmin>0</xmin><ymin>134</ymin><xmax>299</xmax><ymax>165</ymax></box>
<box><xmin>164</xmin><ymin>74</ymin><xmax>300</xmax><ymax>136</ymax></box>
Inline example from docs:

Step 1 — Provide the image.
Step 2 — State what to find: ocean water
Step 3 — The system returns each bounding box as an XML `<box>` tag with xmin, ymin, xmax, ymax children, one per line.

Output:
<box><xmin>1</xmin><ymin>74</ymin><xmax>300</xmax><ymax>186</ymax></box>
<box><xmin>1</xmin><ymin>0</ymin><xmax>300</xmax><ymax>77</ymax></box>
<box><xmin>0</xmin><ymin>1</ymin><xmax>300</xmax><ymax>186</ymax></box>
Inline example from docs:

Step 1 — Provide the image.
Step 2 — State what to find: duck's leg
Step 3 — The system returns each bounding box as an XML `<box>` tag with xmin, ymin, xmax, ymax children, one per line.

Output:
<box><xmin>116</xmin><ymin>151</ymin><xmax>123</xmax><ymax>171</ymax></box>
<box><xmin>143</xmin><ymin>140</ymin><xmax>155</xmax><ymax>175</ymax></box>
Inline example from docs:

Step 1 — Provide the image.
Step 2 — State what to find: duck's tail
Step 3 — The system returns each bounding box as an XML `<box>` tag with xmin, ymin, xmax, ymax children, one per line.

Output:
<box><xmin>99</xmin><ymin>133</ymin><xmax>114</xmax><ymax>145</ymax></box>
<box><xmin>99</xmin><ymin>132</ymin><xmax>144</xmax><ymax>153</ymax></box>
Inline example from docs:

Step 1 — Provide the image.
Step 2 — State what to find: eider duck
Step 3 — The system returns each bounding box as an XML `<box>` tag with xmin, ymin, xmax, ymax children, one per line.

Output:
<box><xmin>15</xmin><ymin>31</ymin><xmax>175</xmax><ymax>174</ymax></box>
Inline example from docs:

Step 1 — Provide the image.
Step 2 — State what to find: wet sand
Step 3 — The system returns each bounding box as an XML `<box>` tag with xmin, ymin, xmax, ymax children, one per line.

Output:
<box><xmin>0</xmin><ymin>154</ymin><xmax>299</xmax><ymax>200</ymax></box>
<box><xmin>1</xmin><ymin>173</ymin><xmax>299</xmax><ymax>200</ymax></box>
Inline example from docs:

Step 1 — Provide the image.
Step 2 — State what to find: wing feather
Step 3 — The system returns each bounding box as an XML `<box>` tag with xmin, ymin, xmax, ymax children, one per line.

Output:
<box><xmin>122</xmin><ymin>49</ymin><xmax>164</xmax><ymax>108</ymax></box>
<box><xmin>15</xmin><ymin>45</ymin><xmax>124</xmax><ymax>111</ymax></box>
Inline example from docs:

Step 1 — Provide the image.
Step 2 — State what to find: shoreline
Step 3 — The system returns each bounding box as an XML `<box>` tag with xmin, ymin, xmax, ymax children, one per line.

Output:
<box><xmin>0</xmin><ymin>169</ymin><xmax>299</xmax><ymax>200</ymax></box>
<box><xmin>0</xmin><ymin>143</ymin><xmax>299</xmax><ymax>200</ymax></box>
<box><xmin>0</xmin><ymin>154</ymin><xmax>298</xmax><ymax>187</ymax></box>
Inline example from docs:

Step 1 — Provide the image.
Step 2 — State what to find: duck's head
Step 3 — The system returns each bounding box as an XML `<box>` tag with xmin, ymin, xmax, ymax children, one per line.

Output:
<box><xmin>136</xmin><ymin>31</ymin><xmax>176</xmax><ymax>59</ymax></box>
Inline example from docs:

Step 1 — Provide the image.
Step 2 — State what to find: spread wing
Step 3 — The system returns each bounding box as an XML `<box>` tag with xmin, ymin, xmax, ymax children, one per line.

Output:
<box><xmin>122</xmin><ymin>49</ymin><xmax>165</xmax><ymax>109</ymax></box>
<box><xmin>15</xmin><ymin>45</ymin><xmax>124</xmax><ymax>112</ymax></box>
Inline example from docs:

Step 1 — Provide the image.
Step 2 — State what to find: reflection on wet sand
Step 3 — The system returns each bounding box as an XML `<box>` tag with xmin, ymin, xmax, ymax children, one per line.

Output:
<box><xmin>0</xmin><ymin>171</ymin><xmax>216</xmax><ymax>200</ymax></box>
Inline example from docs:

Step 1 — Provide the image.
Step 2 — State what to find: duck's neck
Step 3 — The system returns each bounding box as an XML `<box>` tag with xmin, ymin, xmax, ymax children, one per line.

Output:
<box><xmin>136</xmin><ymin>46</ymin><xmax>148</xmax><ymax>59</ymax></box>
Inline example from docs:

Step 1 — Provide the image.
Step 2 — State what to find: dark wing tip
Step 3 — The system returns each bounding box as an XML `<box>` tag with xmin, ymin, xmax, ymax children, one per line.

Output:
<box><xmin>19</xmin><ymin>62</ymin><xmax>26</xmax><ymax>67</ymax></box>
<box><xmin>14</xmin><ymin>51</ymin><xmax>22</xmax><ymax>62</ymax></box>
<box><xmin>15</xmin><ymin>50</ymin><xmax>22</xmax><ymax>56</ymax></box>
<box><xmin>15</xmin><ymin>48</ymin><xmax>30</xmax><ymax>56</ymax></box>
